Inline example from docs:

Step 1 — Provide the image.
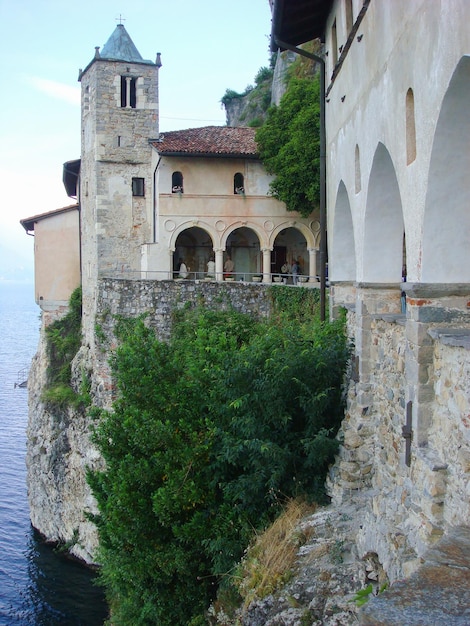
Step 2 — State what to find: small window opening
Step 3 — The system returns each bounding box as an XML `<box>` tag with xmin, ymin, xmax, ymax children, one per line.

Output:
<box><xmin>172</xmin><ymin>171</ymin><xmax>184</xmax><ymax>193</ymax></box>
<box><xmin>331</xmin><ymin>19</ymin><xmax>338</xmax><ymax>66</ymax></box>
<box><xmin>355</xmin><ymin>144</ymin><xmax>361</xmax><ymax>193</ymax></box>
<box><xmin>121</xmin><ymin>76</ymin><xmax>137</xmax><ymax>108</ymax></box>
<box><xmin>130</xmin><ymin>78</ymin><xmax>137</xmax><ymax>108</ymax></box>
<box><xmin>234</xmin><ymin>173</ymin><xmax>245</xmax><ymax>194</ymax></box>
<box><xmin>132</xmin><ymin>177</ymin><xmax>145</xmax><ymax>197</ymax></box>
<box><xmin>345</xmin><ymin>0</ymin><xmax>353</xmax><ymax>33</ymax></box>
<box><xmin>406</xmin><ymin>88</ymin><xmax>416</xmax><ymax>164</ymax></box>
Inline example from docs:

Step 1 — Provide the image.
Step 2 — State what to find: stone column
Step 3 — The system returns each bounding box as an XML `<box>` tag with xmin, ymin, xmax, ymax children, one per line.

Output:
<box><xmin>168</xmin><ymin>248</ymin><xmax>175</xmax><ymax>280</ymax></box>
<box><xmin>308</xmin><ymin>247</ymin><xmax>318</xmax><ymax>280</ymax></box>
<box><xmin>215</xmin><ymin>248</ymin><xmax>224</xmax><ymax>282</ymax></box>
<box><xmin>262</xmin><ymin>248</ymin><xmax>272</xmax><ymax>283</ymax></box>
<box><xmin>401</xmin><ymin>283</ymin><xmax>466</xmax><ymax>447</ymax></box>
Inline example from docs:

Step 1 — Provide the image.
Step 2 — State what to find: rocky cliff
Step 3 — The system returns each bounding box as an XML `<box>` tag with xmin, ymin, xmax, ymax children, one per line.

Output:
<box><xmin>26</xmin><ymin>280</ymin><xmax>273</xmax><ymax>565</ymax></box>
<box><xmin>222</xmin><ymin>46</ymin><xmax>318</xmax><ymax>128</ymax></box>
<box><xmin>222</xmin><ymin>51</ymin><xmax>295</xmax><ymax>128</ymax></box>
<box><xmin>26</xmin><ymin>334</ymin><xmax>102</xmax><ymax>563</ymax></box>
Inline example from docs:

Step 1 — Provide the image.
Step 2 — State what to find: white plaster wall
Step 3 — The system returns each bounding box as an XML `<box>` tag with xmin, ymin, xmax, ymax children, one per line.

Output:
<box><xmin>156</xmin><ymin>156</ymin><xmax>274</xmax><ymax>196</ymax></box>
<box><xmin>325</xmin><ymin>0</ymin><xmax>470</xmax><ymax>284</ymax></box>
<box><xmin>34</xmin><ymin>210</ymin><xmax>80</xmax><ymax>309</ymax></box>
<box><xmin>323</xmin><ymin>2</ymin><xmax>470</xmax><ymax>578</ymax></box>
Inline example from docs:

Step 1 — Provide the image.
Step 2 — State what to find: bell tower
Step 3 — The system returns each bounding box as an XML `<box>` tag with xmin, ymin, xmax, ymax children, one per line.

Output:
<box><xmin>78</xmin><ymin>24</ymin><xmax>161</xmax><ymax>338</ymax></box>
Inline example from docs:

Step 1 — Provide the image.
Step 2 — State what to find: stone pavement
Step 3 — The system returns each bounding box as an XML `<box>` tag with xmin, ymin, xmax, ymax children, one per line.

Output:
<box><xmin>360</xmin><ymin>526</ymin><xmax>470</xmax><ymax>625</ymax></box>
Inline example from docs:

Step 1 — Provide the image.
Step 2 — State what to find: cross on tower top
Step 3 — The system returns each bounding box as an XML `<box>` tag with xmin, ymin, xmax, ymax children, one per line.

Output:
<box><xmin>116</xmin><ymin>14</ymin><xmax>126</xmax><ymax>24</ymax></box>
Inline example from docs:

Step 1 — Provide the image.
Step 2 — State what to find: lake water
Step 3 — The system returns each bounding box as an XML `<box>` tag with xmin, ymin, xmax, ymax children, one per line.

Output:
<box><xmin>0</xmin><ymin>283</ymin><xmax>108</xmax><ymax>625</ymax></box>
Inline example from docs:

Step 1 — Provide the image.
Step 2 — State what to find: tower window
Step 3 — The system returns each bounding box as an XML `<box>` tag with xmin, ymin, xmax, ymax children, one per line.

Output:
<box><xmin>132</xmin><ymin>177</ymin><xmax>145</xmax><ymax>196</ymax></box>
<box><xmin>121</xmin><ymin>76</ymin><xmax>137</xmax><ymax>108</ymax></box>
<box><xmin>234</xmin><ymin>173</ymin><xmax>245</xmax><ymax>194</ymax></box>
<box><xmin>172</xmin><ymin>171</ymin><xmax>184</xmax><ymax>193</ymax></box>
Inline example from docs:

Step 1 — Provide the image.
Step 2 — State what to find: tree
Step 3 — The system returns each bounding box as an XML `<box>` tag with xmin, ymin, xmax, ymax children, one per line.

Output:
<box><xmin>88</xmin><ymin>301</ymin><xmax>349</xmax><ymax>625</ymax></box>
<box><xmin>256</xmin><ymin>77</ymin><xmax>321</xmax><ymax>217</ymax></box>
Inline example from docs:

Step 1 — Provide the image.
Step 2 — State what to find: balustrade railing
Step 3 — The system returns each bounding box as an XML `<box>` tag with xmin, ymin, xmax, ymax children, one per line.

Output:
<box><xmin>101</xmin><ymin>269</ymin><xmax>320</xmax><ymax>285</ymax></box>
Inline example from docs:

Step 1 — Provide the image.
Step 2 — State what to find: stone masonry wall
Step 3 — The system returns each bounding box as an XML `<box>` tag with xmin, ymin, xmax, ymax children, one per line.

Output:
<box><xmin>427</xmin><ymin>331</ymin><xmax>470</xmax><ymax>529</ymax></box>
<box><xmin>328</xmin><ymin>289</ymin><xmax>470</xmax><ymax>584</ymax></box>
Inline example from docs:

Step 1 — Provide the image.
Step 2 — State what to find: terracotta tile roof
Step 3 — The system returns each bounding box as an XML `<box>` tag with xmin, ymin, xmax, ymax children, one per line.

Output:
<box><xmin>151</xmin><ymin>126</ymin><xmax>258</xmax><ymax>158</ymax></box>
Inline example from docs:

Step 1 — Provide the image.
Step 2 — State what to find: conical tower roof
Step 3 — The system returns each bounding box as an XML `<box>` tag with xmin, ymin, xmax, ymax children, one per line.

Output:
<box><xmin>99</xmin><ymin>24</ymin><xmax>154</xmax><ymax>65</ymax></box>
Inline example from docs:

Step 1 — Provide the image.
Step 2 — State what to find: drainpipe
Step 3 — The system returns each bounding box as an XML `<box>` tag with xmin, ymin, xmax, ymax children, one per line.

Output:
<box><xmin>153</xmin><ymin>156</ymin><xmax>162</xmax><ymax>243</ymax></box>
<box><xmin>274</xmin><ymin>38</ymin><xmax>327</xmax><ymax>322</ymax></box>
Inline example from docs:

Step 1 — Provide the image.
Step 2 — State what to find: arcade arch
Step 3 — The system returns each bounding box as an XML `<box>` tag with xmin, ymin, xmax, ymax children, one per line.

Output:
<box><xmin>363</xmin><ymin>143</ymin><xmax>404</xmax><ymax>283</ymax></box>
<box><xmin>224</xmin><ymin>227</ymin><xmax>261</xmax><ymax>280</ymax></box>
<box><xmin>173</xmin><ymin>226</ymin><xmax>214</xmax><ymax>279</ymax></box>
<box><xmin>272</xmin><ymin>226</ymin><xmax>310</xmax><ymax>278</ymax></box>
<box><xmin>422</xmin><ymin>55</ymin><xmax>470</xmax><ymax>283</ymax></box>
<box><xmin>330</xmin><ymin>181</ymin><xmax>356</xmax><ymax>282</ymax></box>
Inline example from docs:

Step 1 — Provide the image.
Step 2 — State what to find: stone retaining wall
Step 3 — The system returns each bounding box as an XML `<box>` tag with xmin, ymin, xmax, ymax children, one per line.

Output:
<box><xmin>97</xmin><ymin>278</ymin><xmax>273</xmax><ymax>340</ymax></box>
<box><xmin>329</xmin><ymin>287</ymin><xmax>470</xmax><ymax>583</ymax></box>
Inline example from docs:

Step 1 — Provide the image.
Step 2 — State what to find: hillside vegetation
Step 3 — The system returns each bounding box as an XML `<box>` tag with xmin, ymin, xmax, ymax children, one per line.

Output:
<box><xmin>223</xmin><ymin>43</ymin><xmax>322</xmax><ymax>216</ymax></box>
<box><xmin>87</xmin><ymin>288</ymin><xmax>350</xmax><ymax>625</ymax></box>
<box><xmin>221</xmin><ymin>62</ymin><xmax>275</xmax><ymax>128</ymax></box>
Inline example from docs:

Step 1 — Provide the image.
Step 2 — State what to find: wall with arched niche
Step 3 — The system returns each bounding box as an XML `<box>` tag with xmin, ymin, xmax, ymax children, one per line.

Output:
<box><xmin>330</xmin><ymin>181</ymin><xmax>356</xmax><ymax>282</ymax></box>
<box><xmin>421</xmin><ymin>55</ymin><xmax>470</xmax><ymax>284</ymax></box>
<box><xmin>362</xmin><ymin>143</ymin><xmax>404</xmax><ymax>284</ymax></box>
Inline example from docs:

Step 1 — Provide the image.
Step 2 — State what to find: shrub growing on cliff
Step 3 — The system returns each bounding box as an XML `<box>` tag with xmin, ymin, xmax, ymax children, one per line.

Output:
<box><xmin>88</xmin><ymin>302</ymin><xmax>349</xmax><ymax>625</ymax></box>
<box><xmin>42</xmin><ymin>286</ymin><xmax>85</xmax><ymax>408</ymax></box>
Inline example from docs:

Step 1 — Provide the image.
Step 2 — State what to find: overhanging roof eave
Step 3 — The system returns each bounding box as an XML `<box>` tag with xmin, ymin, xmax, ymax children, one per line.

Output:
<box><xmin>270</xmin><ymin>0</ymin><xmax>333</xmax><ymax>51</ymax></box>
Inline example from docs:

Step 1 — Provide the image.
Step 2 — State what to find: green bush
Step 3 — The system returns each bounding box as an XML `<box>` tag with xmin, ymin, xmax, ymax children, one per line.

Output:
<box><xmin>42</xmin><ymin>286</ymin><xmax>84</xmax><ymax>407</ymax></box>
<box><xmin>256</xmin><ymin>77</ymin><xmax>321</xmax><ymax>216</ymax></box>
<box><xmin>254</xmin><ymin>66</ymin><xmax>273</xmax><ymax>85</ymax></box>
<box><xmin>88</xmin><ymin>304</ymin><xmax>349</xmax><ymax>625</ymax></box>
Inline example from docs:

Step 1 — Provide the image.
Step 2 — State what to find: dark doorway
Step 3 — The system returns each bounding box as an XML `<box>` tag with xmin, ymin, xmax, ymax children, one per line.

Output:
<box><xmin>272</xmin><ymin>245</ymin><xmax>287</xmax><ymax>274</ymax></box>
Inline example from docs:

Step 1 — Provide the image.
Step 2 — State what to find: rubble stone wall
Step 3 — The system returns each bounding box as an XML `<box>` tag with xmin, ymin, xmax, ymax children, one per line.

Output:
<box><xmin>329</xmin><ymin>289</ymin><xmax>470</xmax><ymax>583</ymax></box>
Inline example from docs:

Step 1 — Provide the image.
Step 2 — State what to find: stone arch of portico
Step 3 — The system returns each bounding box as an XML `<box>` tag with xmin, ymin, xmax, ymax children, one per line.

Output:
<box><xmin>270</xmin><ymin>222</ymin><xmax>315</xmax><ymax>277</ymax></box>
<box><xmin>169</xmin><ymin>220</ymin><xmax>218</xmax><ymax>251</ymax></box>
<box><xmin>422</xmin><ymin>55</ymin><xmax>470</xmax><ymax>283</ymax></box>
<box><xmin>220</xmin><ymin>222</ymin><xmax>267</xmax><ymax>251</ymax></box>
<box><xmin>269</xmin><ymin>221</ymin><xmax>315</xmax><ymax>250</ymax></box>
<box><xmin>330</xmin><ymin>180</ymin><xmax>356</xmax><ymax>282</ymax></box>
<box><xmin>362</xmin><ymin>143</ymin><xmax>404</xmax><ymax>283</ymax></box>
<box><xmin>222</xmin><ymin>225</ymin><xmax>263</xmax><ymax>279</ymax></box>
<box><xmin>170</xmin><ymin>221</ymin><xmax>217</xmax><ymax>278</ymax></box>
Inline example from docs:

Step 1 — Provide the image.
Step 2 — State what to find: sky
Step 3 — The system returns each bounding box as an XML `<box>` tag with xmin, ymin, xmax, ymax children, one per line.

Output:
<box><xmin>0</xmin><ymin>0</ymin><xmax>273</xmax><ymax>282</ymax></box>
